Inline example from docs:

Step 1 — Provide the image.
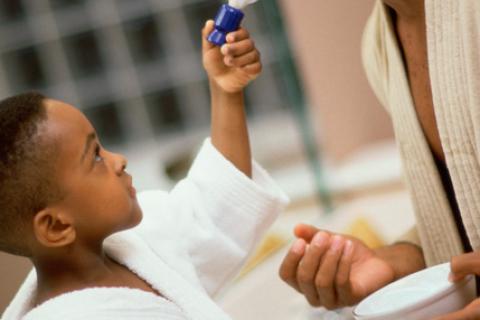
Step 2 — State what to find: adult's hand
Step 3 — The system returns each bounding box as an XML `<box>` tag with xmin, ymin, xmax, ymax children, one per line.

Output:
<box><xmin>279</xmin><ymin>224</ymin><xmax>396</xmax><ymax>310</ymax></box>
<box><xmin>431</xmin><ymin>299</ymin><xmax>480</xmax><ymax>320</ymax></box>
<box><xmin>431</xmin><ymin>251</ymin><xmax>480</xmax><ymax>319</ymax></box>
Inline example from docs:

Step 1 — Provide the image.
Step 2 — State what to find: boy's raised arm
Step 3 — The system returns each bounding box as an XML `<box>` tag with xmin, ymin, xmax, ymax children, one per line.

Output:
<box><xmin>202</xmin><ymin>20</ymin><xmax>262</xmax><ymax>178</ymax></box>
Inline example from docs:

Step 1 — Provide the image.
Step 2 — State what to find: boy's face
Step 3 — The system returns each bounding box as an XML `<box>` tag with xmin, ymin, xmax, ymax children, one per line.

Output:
<box><xmin>43</xmin><ymin>99</ymin><xmax>142</xmax><ymax>246</ymax></box>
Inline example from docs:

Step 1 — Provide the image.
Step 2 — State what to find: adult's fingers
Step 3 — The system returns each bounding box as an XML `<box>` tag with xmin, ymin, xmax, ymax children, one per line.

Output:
<box><xmin>296</xmin><ymin>232</ymin><xmax>330</xmax><ymax>306</ymax></box>
<box><xmin>335</xmin><ymin>240</ymin><xmax>356</xmax><ymax>306</ymax></box>
<box><xmin>432</xmin><ymin>305</ymin><xmax>480</xmax><ymax>320</ymax></box>
<box><xmin>315</xmin><ymin>235</ymin><xmax>346</xmax><ymax>309</ymax></box>
<box><xmin>294</xmin><ymin>224</ymin><xmax>323</xmax><ymax>242</ymax></box>
<box><xmin>431</xmin><ymin>294</ymin><xmax>480</xmax><ymax>319</ymax></box>
<box><xmin>279</xmin><ymin>238</ymin><xmax>306</xmax><ymax>292</ymax></box>
<box><xmin>450</xmin><ymin>252</ymin><xmax>480</xmax><ymax>281</ymax></box>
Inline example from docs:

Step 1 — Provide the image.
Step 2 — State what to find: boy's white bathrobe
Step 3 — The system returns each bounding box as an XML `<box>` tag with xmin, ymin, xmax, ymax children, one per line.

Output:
<box><xmin>2</xmin><ymin>139</ymin><xmax>289</xmax><ymax>320</ymax></box>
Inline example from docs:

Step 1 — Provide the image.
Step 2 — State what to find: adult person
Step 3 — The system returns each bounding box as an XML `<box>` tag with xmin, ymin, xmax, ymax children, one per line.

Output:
<box><xmin>279</xmin><ymin>1</ymin><xmax>480</xmax><ymax>318</ymax></box>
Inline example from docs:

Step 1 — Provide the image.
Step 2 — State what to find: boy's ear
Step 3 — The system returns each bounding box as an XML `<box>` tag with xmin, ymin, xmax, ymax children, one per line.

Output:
<box><xmin>33</xmin><ymin>209</ymin><xmax>76</xmax><ymax>248</ymax></box>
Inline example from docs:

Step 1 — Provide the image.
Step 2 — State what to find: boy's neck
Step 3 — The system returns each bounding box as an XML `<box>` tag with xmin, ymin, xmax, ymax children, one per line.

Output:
<box><xmin>31</xmin><ymin>245</ymin><xmax>163</xmax><ymax>307</ymax></box>
<box><xmin>31</xmin><ymin>247</ymin><xmax>115</xmax><ymax>304</ymax></box>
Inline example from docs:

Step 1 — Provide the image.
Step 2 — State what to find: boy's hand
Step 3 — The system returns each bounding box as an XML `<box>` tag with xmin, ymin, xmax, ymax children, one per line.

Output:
<box><xmin>202</xmin><ymin>20</ymin><xmax>262</xmax><ymax>93</ymax></box>
<box><xmin>279</xmin><ymin>224</ymin><xmax>396</xmax><ymax>310</ymax></box>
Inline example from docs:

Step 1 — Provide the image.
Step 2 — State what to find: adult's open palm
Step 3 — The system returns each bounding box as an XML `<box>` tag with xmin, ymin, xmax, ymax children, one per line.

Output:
<box><xmin>279</xmin><ymin>224</ymin><xmax>395</xmax><ymax>309</ymax></box>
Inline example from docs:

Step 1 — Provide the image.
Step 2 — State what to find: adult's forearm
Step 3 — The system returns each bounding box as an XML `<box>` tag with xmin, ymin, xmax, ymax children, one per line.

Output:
<box><xmin>210</xmin><ymin>80</ymin><xmax>252</xmax><ymax>178</ymax></box>
<box><xmin>375</xmin><ymin>242</ymin><xmax>426</xmax><ymax>280</ymax></box>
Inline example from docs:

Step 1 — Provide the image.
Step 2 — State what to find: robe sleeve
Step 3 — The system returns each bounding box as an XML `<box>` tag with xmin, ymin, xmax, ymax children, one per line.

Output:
<box><xmin>361</xmin><ymin>0</ymin><xmax>391</xmax><ymax>113</ymax></box>
<box><xmin>134</xmin><ymin>138</ymin><xmax>289</xmax><ymax>296</ymax></box>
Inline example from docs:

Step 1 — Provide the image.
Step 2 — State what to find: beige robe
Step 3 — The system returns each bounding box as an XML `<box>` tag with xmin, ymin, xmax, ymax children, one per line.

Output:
<box><xmin>362</xmin><ymin>0</ymin><xmax>480</xmax><ymax>266</ymax></box>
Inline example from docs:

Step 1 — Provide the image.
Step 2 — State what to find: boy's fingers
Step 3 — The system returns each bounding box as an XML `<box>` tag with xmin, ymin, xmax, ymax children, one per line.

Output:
<box><xmin>221</xmin><ymin>38</ymin><xmax>255</xmax><ymax>57</ymax></box>
<box><xmin>297</xmin><ymin>232</ymin><xmax>330</xmax><ymax>306</ymax></box>
<box><xmin>279</xmin><ymin>239</ymin><xmax>306</xmax><ymax>292</ymax></box>
<box><xmin>225</xmin><ymin>50</ymin><xmax>260</xmax><ymax>68</ymax></box>
<box><xmin>450</xmin><ymin>252</ymin><xmax>480</xmax><ymax>280</ymax></box>
<box><xmin>242</xmin><ymin>62</ymin><xmax>262</xmax><ymax>76</ymax></box>
<box><xmin>226</xmin><ymin>28</ymin><xmax>250</xmax><ymax>43</ymax></box>
<box><xmin>202</xmin><ymin>20</ymin><xmax>216</xmax><ymax>51</ymax></box>
<box><xmin>315</xmin><ymin>236</ymin><xmax>345</xmax><ymax>309</ymax></box>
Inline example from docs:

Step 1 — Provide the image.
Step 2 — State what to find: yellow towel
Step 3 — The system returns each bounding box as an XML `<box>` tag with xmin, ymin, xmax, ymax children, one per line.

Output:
<box><xmin>344</xmin><ymin>217</ymin><xmax>384</xmax><ymax>249</ymax></box>
<box><xmin>237</xmin><ymin>232</ymin><xmax>287</xmax><ymax>279</ymax></box>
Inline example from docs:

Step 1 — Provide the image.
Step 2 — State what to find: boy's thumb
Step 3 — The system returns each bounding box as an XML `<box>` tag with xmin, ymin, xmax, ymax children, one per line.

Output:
<box><xmin>202</xmin><ymin>20</ymin><xmax>215</xmax><ymax>51</ymax></box>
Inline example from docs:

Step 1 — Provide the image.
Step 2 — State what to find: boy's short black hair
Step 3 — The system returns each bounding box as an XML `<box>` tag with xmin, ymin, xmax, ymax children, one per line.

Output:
<box><xmin>0</xmin><ymin>92</ymin><xmax>62</xmax><ymax>256</ymax></box>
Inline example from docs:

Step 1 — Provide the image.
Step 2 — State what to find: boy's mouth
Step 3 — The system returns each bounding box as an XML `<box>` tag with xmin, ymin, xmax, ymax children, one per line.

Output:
<box><xmin>129</xmin><ymin>185</ymin><xmax>137</xmax><ymax>199</ymax></box>
<box><xmin>126</xmin><ymin>174</ymin><xmax>136</xmax><ymax>199</ymax></box>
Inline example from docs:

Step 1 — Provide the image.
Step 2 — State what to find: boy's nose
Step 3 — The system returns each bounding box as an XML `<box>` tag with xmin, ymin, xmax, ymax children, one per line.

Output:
<box><xmin>114</xmin><ymin>154</ymin><xmax>128</xmax><ymax>175</ymax></box>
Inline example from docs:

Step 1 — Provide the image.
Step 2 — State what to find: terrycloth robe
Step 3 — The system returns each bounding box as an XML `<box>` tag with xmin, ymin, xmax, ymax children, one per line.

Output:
<box><xmin>2</xmin><ymin>139</ymin><xmax>289</xmax><ymax>320</ymax></box>
<box><xmin>362</xmin><ymin>0</ymin><xmax>480</xmax><ymax>266</ymax></box>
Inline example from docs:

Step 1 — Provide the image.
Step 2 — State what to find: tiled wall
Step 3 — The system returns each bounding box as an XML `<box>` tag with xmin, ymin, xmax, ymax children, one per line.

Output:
<box><xmin>0</xmin><ymin>0</ymin><xmax>291</xmax><ymax>150</ymax></box>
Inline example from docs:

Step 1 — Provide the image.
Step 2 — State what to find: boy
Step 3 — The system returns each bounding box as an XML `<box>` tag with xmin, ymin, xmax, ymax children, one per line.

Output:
<box><xmin>1</xmin><ymin>21</ymin><xmax>288</xmax><ymax>319</ymax></box>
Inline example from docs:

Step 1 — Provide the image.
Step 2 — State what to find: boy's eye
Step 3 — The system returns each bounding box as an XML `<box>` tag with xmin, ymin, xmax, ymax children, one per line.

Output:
<box><xmin>94</xmin><ymin>145</ymin><xmax>104</xmax><ymax>163</ymax></box>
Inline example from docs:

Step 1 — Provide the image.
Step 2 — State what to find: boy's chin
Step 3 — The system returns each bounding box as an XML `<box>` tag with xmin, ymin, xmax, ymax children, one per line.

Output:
<box><xmin>129</xmin><ymin>207</ymin><xmax>143</xmax><ymax>228</ymax></box>
<box><xmin>115</xmin><ymin>206</ymin><xmax>143</xmax><ymax>233</ymax></box>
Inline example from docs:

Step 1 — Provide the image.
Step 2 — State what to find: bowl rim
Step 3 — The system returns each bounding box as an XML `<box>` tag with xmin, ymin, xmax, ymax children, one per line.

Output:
<box><xmin>352</xmin><ymin>263</ymin><xmax>473</xmax><ymax>319</ymax></box>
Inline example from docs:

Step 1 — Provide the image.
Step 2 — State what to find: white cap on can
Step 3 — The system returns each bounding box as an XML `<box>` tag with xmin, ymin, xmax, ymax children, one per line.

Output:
<box><xmin>228</xmin><ymin>0</ymin><xmax>258</xmax><ymax>10</ymax></box>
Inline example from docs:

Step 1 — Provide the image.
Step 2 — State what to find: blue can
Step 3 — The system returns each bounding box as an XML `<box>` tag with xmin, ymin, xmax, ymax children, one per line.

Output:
<box><xmin>208</xmin><ymin>4</ymin><xmax>245</xmax><ymax>46</ymax></box>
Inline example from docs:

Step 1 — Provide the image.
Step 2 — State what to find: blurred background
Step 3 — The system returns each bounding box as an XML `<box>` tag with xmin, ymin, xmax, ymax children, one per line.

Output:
<box><xmin>0</xmin><ymin>0</ymin><xmax>416</xmax><ymax>318</ymax></box>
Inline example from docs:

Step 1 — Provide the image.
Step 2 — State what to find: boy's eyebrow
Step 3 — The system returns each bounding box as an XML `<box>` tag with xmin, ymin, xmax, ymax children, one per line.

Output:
<box><xmin>81</xmin><ymin>132</ymin><xmax>97</xmax><ymax>163</ymax></box>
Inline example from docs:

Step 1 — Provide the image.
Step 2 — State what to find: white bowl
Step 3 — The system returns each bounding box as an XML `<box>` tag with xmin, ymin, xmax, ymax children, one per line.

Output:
<box><xmin>353</xmin><ymin>262</ymin><xmax>476</xmax><ymax>320</ymax></box>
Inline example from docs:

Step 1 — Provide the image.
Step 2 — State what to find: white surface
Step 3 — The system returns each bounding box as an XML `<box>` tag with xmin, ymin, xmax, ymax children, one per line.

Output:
<box><xmin>354</xmin><ymin>263</ymin><xmax>476</xmax><ymax>320</ymax></box>
<box><xmin>311</xmin><ymin>191</ymin><xmax>416</xmax><ymax>245</ymax></box>
<box><xmin>329</xmin><ymin>141</ymin><xmax>402</xmax><ymax>192</ymax></box>
<box><xmin>272</xmin><ymin>140</ymin><xmax>401</xmax><ymax>204</ymax></box>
